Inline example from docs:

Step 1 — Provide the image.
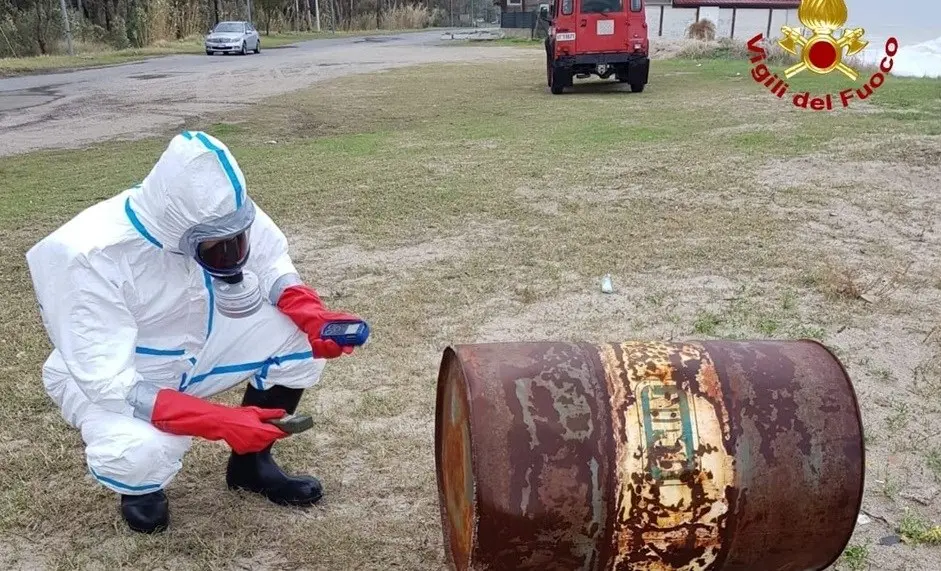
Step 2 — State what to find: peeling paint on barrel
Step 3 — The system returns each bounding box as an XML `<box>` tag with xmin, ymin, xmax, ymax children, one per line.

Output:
<box><xmin>600</xmin><ymin>342</ymin><xmax>735</xmax><ymax>570</ymax></box>
<box><xmin>434</xmin><ymin>340</ymin><xmax>864</xmax><ymax>571</ymax></box>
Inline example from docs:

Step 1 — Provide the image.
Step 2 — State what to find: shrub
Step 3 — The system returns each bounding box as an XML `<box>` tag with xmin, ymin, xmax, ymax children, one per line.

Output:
<box><xmin>676</xmin><ymin>37</ymin><xmax>797</xmax><ymax>66</ymax></box>
<box><xmin>687</xmin><ymin>18</ymin><xmax>716</xmax><ymax>41</ymax></box>
<box><xmin>380</xmin><ymin>4</ymin><xmax>435</xmax><ymax>30</ymax></box>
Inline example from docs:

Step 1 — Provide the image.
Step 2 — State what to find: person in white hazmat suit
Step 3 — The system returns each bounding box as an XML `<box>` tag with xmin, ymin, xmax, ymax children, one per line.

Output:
<box><xmin>26</xmin><ymin>131</ymin><xmax>367</xmax><ymax>534</ymax></box>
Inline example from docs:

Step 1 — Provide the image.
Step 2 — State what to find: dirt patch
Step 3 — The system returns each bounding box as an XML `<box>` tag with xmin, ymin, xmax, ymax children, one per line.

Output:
<box><xmin>709</xmin><ymin>119</ymin><xmax>796</xmax><ymax>136</ymax></box>
<box><xmin>0</xmin><ymin>542</ymin><xmax>47</xmax><ymax>571</ymax></box>
<box><xmin>477</xmin><ymin>273</ymin><xmax>742</xmax><ymax>343</ymax></box>
<box><xmin>756</xmin><ymin>154</ymin><xmax>941</xmax><ymax>272</ymax></box>
<box><xmin>848</xmin><ymin>134</ymin><xmax>941</xmax><ymax>168</ymax></box>
<box><xmin>515</xmin><ymin>182</ymin><xmax>642</xmax><ymax>214</ymax></box>
<box><xmin>286</xmin><ymin>220</ymin><xmax>510</xmax><ymax>293</ymax></box>
<box><xmin>849</xmin><ymin>101</ymin><xmax>886</xmax><ymax>114</ymax></box>
<box><xmin>757</xmin><ymin>156</ymin><xmax>940</xmax><ymax>194</ymax></box>
<box><xmin>227</xmin><ymin>549</ymin><xmax>292</xmax><ymax>570</ymax></box>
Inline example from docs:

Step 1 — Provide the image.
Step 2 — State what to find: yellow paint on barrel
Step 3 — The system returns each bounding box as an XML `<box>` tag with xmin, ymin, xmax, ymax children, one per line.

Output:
<box><xmin>599</xmin><ymin>342</ymin><xmax>735</xmax><ymax>570</ymax></box>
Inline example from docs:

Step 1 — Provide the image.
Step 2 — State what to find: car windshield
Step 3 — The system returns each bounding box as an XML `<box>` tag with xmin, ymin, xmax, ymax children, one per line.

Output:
<box><xmin>213</xmin><ymin>23</ymin><xmax>244</xmax><ymax>33</ymax></box>
<box><xmin>580</xmin><ymin>0</ymin><xmax>622</xmax><ymax>13</ymax></box>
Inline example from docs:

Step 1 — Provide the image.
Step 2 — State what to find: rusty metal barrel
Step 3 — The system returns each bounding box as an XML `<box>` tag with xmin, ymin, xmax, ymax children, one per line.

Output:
<box><xmin>434</xmin><ymin>340</ymin><xmax>864</xmax><ymax>571</ymax></box>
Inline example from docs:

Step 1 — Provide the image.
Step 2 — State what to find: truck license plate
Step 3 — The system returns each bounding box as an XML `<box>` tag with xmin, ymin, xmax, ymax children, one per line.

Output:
<box><xmin>597</xmin><ymin>20</ymin><xmax>614</xmax><ymax>35</ymax></box>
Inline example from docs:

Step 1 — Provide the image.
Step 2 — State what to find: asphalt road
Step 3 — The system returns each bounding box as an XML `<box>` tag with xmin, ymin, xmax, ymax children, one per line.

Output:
<box><xmin>0</xmin><ymin>29</ymin><xmax>521</xmax><ymax>157</ymax></box>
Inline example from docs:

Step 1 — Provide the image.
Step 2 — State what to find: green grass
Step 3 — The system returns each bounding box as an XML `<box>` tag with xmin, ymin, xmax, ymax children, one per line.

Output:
<box><xmin>898</xmin><ymin>511</ymin><xmax>941</xmax><ymax>546</ymax></box>
<box><xmin>928</xmin><ymin>448</ymin><xmax>941</xmax><ymax>483</ymax></box>
<box><xmin>693</xmin><ymin>311</ymin><xmax>721</xmax><ymax>335</ymax></box>
<box><xmin>840</xmin><ymin>543</ymin><xmax>870</xmax><ymax>571</ymax></box>
<box><xmin>0</xmin><ymin>45</ymin><xmax>204</xmax><ymax>75</ymax></box>
<box><xmin>483</xmin><ymin>37</ymin><xmax>545</xmax><ymax>48</ymax></box>
<box><xmin>1</xmin><ymin>56</ymin><xmax>940</xmax><ymax>568</ymax></box>
<box><xmin>683</xmin><ymin>287</ymin><xmax>830</xmax><ymax>341</ymax></box>
<box><xmin>886</xmin><ymin>401</ymin><xmax>911</xmax><ymax>435</ymax></box>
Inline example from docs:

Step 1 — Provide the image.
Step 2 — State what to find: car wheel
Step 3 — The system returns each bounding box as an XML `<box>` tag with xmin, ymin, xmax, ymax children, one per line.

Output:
<box><xmin>254</xmin><ymin>40</ymin><xmax>261</xmax><ymax>54</ymax></box>
<box><xmin>549</xmin><ymin>63</ymin><xmax>568</xmax><ymax>95</ymax></box>
<box><xmin>240</xmin><ymin>42</ymin><xmax>247</xmax><ymax>55</ymax></box>
<box><xmin>206</xmin><ymin>50</ymin><xmax>213</xmax><ymax>56</ymax></box>
<box><xmin>630</xmin><ymin>83</ymin><xmax>645</xmax><ymax>93</ymax></box>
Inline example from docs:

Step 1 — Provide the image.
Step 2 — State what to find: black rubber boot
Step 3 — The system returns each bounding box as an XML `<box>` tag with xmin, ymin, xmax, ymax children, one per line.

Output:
<box><xmin>120</xmin><ymin>490</ymin><xmax>169</xmax><ymax>533</ymax></box>
<box><xmin>226</xmin><ymin>384</ymin><xmax>323</xmax><ymax>506</ymax></box>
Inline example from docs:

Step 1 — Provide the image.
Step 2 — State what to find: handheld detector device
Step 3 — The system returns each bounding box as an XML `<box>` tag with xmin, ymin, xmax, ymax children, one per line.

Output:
<box><xmin>319</xmin><ymin>320</ymin><xmax>370</xmax><ymax>347</ymax></box>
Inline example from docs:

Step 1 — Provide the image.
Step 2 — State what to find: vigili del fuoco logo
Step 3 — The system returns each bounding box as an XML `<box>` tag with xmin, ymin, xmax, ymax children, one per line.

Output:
<box><xmin>746</xmin><ymin>0</ymin><xmax>899</xmax><ymax>110</ymax></box>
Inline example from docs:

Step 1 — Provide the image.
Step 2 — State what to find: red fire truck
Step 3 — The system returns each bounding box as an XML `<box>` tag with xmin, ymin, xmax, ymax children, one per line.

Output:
<box><xmin>544</xmin><ymin>0</ymin><xmax>650</xmax><ymax>94</ymax></box>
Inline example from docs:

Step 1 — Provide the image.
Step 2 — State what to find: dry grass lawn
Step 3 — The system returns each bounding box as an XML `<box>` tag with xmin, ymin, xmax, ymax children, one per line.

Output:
<box><xmin>1</xmin><ymin>50</ymin><xmax>940</xmax><ymax>570</ymax></box>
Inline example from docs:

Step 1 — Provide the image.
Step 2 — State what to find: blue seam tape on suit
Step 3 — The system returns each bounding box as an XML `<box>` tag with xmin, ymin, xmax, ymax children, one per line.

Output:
<box><xmin>90</xmin><ymin>467</ymin><xmax>163</xmax><ymax>493</ymax></box>
<box><xmin>135</xmin><ymin>346</ymin><xmax>186</xmax><ymax>356</ymax></box>
<box><xmin>182</xmin><ymin>130</ymin><xmax>243</xmax><ymax>208</ymax></box>
<box><xmin>182</xmin><ymin>351</ymin><xmax>313</xmax><ymax>391</ymax></box>
<box><xmin>124</xmin><ymin>198</ymin><xmax>163</xmax><ymax>249</ymax></box>
<box><xmin>202</xmin><ymin>270</ymin><xmax>215</xmax><ymax>338</ymax></box>
<box><xmin>193</xmin><ymin>132</ymin><xmax>243</xmax><ymax>208</ymax></box>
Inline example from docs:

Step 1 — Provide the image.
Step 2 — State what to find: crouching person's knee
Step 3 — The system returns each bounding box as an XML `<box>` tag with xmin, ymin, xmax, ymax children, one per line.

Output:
<box><xmin>251</xmin><ymin>353</ymin><xmax>326</xmax><ymax>392</ymax></box>
<box><xmin>83</xmin><ymin>417</ymin><xmax>192</xmax><ymax>495</ymax></box>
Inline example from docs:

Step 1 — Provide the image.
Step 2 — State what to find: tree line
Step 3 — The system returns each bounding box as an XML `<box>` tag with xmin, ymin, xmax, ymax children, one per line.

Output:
<box><xmin>0</xmin><ymin>0</ymin><xmax>499</xmax><ymax>57</ymax></box>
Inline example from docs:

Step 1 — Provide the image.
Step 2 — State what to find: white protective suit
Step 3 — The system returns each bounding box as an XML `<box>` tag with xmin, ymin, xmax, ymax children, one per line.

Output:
<box><xmin>26</xmin><ymin>131</ymin><xmax>325</xmax><ymax>495</ymax></box>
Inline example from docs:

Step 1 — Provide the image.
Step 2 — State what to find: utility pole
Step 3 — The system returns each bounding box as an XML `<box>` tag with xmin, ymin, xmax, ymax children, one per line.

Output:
<box><xmin>58</xmin><ymin>0</ymin><xmax>74</xmax><ymax>56</ymax></box>
<box><xmin>314</xmin><ymin>0</ymin><xmax>321</xmax><ymax>31</ymax></box>
<box><xmin>247</xmin><ymin>0</ymin><xmax>253</xmax><ymax>24</ymax></box>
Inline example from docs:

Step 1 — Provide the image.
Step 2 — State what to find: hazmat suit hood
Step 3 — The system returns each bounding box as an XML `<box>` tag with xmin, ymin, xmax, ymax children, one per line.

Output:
<box><xmin>126</xmin><ymin>131</ymin><xmax>256</xmax><ymax>258</ymax></box>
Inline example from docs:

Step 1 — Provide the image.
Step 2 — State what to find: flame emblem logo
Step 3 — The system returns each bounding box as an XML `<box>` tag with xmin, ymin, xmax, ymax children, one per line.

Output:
<box><xmin>778</xmin><ymin>0</ymin><xmax>868</xmax><ymax>80</ymax></box>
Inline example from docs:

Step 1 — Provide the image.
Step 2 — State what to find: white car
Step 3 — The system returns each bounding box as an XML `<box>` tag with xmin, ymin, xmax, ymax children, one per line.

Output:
<box><xmin>205</xmin><ymin>21</ymin><xmax>261</xmax><ymax>56</ymax></box>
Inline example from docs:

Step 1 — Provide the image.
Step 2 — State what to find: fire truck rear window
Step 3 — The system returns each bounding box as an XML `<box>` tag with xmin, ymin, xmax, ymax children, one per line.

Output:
<box><xmin>562</xmin><ymin>0</ymin><xmax>573</xmax><ymax>14</ymax></box>
<box><xmin>581</xmin><ymin>0</ymin><xmax>623</xmax><ymax>13</ymax></box>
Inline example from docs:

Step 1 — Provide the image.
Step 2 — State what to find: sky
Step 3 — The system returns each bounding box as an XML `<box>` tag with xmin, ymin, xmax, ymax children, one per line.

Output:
<box><xmin>841</xmin><ymin>1</ymin><xmax>941</xmax><ymax>76</ymax></box>
<box><xmin>845</xmin><ymin>0</ymin><xmax>941</xmax><ymax>45</ymax></box>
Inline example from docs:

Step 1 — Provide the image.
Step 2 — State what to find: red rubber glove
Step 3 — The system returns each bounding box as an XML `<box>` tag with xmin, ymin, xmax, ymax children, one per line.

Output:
<box><xmin>151</xmin><ymin>389</ymin><xmax>289</xmax><ymax>454</ymax></box>
<box><xmin>276</xmin><ymin>284</ymin><xmax>360</xmax><ymax>359</ymax></box>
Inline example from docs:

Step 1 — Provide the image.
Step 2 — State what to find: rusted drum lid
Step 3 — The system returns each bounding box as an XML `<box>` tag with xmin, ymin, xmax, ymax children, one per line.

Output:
<box><xmin>435</xmin><ymin>348</ymin><xmax>476</xmax><ymax>570</ymax></box>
